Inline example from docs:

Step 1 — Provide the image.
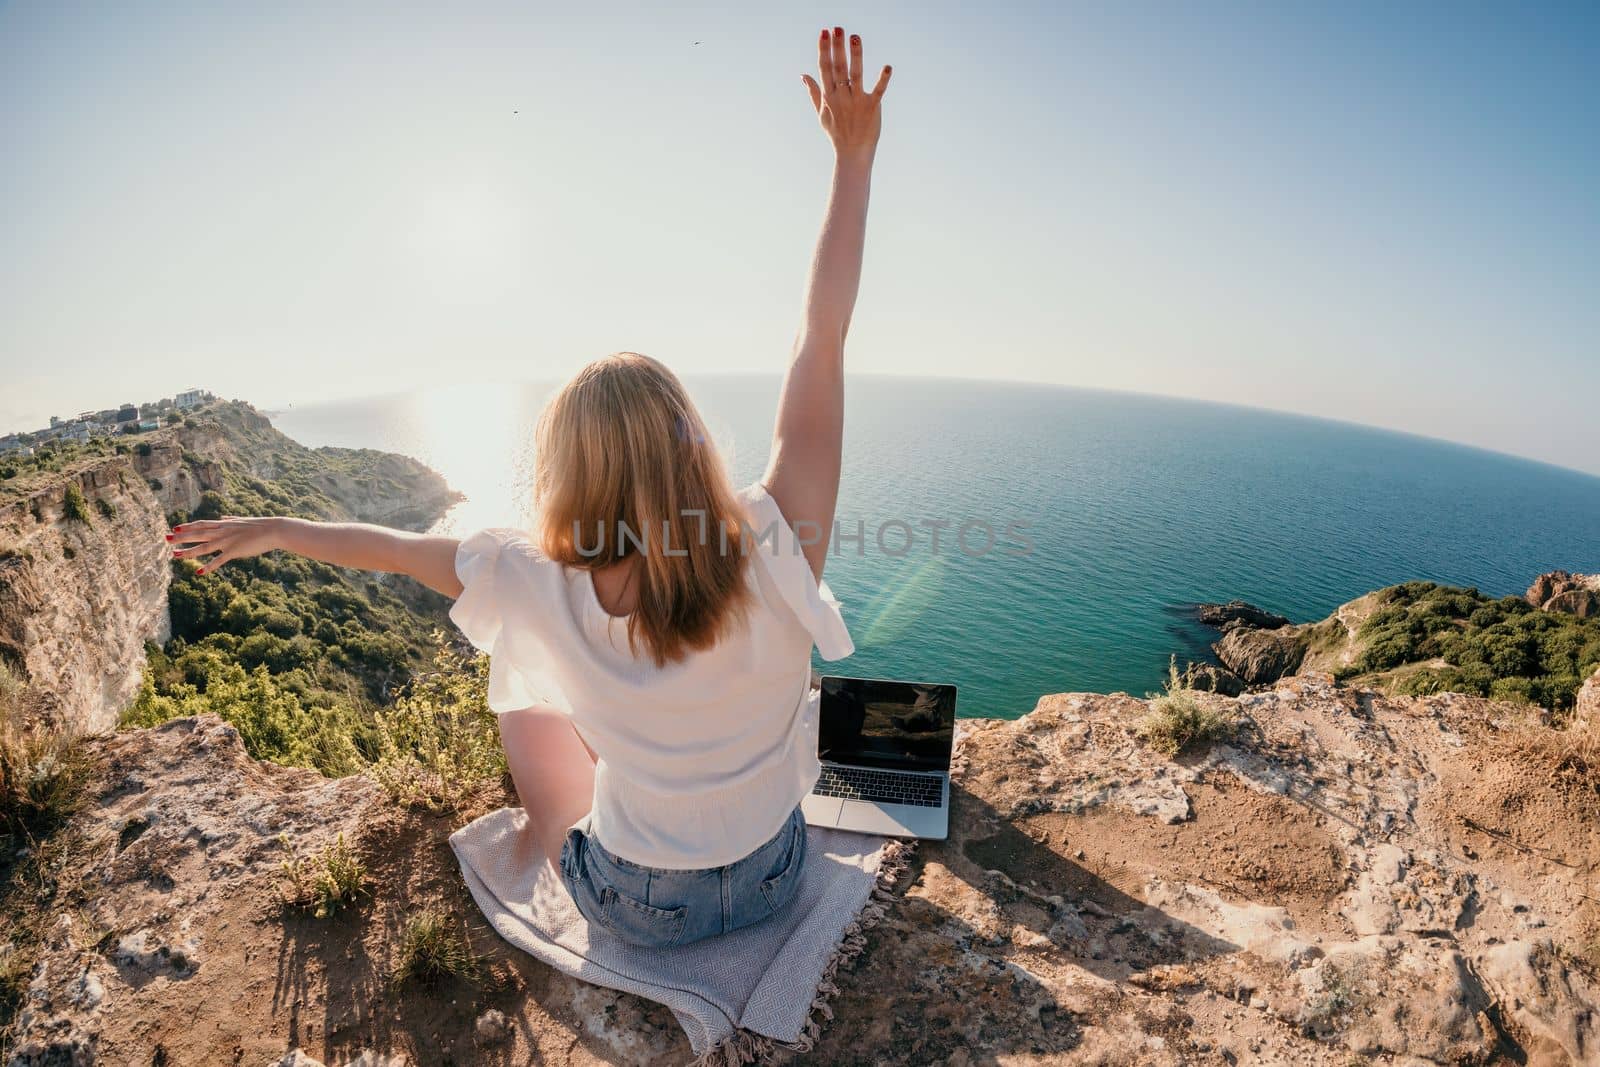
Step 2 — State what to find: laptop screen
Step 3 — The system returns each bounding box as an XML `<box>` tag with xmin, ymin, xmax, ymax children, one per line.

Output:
<box><xmin>818</xmin><ymin>676</ymin><xmax>958</xmax><ymax>773</ymax></box>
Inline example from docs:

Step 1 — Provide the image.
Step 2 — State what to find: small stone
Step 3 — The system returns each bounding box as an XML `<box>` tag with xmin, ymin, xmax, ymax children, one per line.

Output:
<box><xmin>474</xmin><ymin>1008</ymin><xmax>512</xmax><ymax>1044</ymax></box>
<box><xmin>277</xmin><ymin>1052</ymin><xmax>326</xmax><ymax>1067</ymax></box>
<box><xmin>339</xmin><ymin>1052</ymin><xmax>410</xmax><ymax>1067</ymax></box>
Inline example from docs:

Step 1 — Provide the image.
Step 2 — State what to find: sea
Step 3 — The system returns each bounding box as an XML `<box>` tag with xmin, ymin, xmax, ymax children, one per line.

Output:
<box><xmin>271</xmin><ymin>376</ymin><xmax>1600</xmax><ymax>720</ymax></box>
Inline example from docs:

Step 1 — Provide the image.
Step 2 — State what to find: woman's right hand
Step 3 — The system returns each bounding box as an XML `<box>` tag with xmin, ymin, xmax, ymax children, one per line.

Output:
<box><xmin>802</xmin><ymin>26</ymin><xmax>891</xmax><ymax>158</ymax></box>
<box><xmin>168</xmin><ymin>516</ymin><xmax>283</xmax><ymax>575</ymax></box>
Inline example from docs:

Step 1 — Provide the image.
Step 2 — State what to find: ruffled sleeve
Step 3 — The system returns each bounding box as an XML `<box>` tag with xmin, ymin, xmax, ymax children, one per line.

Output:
<box><xmin>448</xmin><ymin>528</ymin><xmax>572</xmax><ymax>714</ymax></box>
<box><xmin>737</xmin><ymin>483</ymin><xmax>856</xmax><ymax>661</ymax></box>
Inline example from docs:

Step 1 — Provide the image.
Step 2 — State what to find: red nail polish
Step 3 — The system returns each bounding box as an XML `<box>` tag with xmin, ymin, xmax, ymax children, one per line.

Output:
<box><xmin>851</xmin><ymin>35</ymin><xmax>860</xmax><ymax>44</ymax></box>
<box><xmin>834</xmin><ymin>27</ymin><xmax>843</xmax><ymax>36</ymax></box>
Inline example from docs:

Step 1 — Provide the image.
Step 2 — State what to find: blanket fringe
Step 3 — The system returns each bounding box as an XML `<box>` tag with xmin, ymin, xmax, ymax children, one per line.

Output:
<box><xmin>688</xmin><ymin>837</ymin><xmax>919</xmax><ymax>1067</ymax></box>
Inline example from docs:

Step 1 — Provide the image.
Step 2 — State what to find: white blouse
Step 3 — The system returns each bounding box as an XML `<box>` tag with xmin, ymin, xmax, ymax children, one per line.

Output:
<box><xmin>448</xmin><ymin>481</ymin><xmax>855</xmax><ymax>869</ymax></box>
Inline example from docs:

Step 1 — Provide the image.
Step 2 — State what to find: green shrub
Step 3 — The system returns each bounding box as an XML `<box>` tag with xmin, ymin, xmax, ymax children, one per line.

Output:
<box><xmin>1353</xmin><ymin>582</ymin><xmax>1600</xmax><ymax>711</ymax></box>
<box><xmin>277</xmin><ymin>832</ymin><xmax>368</xmax><ymax>918</ymax></box>
<box><xmin>1489</xmin><ymin>677</ymin><xmax>1537</xmax><ymax>706</ymax></box>
<box><xmin>61</xmin><ymin>484</ymin><xmax>90</xmax><ymax>524</ymax></box>
<box><xmin>95</xmin><ymin>497</ymin><xmax>116</xmax><ymax>519</ymax></box>
<box><xmin>136</xmin><ymin>442</ymin><xmax>153</xmax><ymax>457</ymax></box>
<box><xmin>192</xmin><ymin>491</ymin><xmax>226</xmax><ymax>520</ymax></box>
<box><xmin>372</xmin><ymin>635</ymin><xmax>502</xmax><ymax>812</ymax></box>
<box><xmin>389</xmin><ymin>909</ymin><xmax>478</xmax><ymax>988</ymax></box>
<box><xmin>1136</xmin><ymin>655</ymin><xmax>1237</xmax><ymax>757</ymax></box>
<box><xmin>122</xmin><ymin>661</ymin><xmax>366</xmax><ymax>777</ymax></box>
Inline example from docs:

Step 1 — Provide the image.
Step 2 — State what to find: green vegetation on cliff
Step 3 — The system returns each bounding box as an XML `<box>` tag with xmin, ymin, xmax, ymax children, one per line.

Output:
<box><xmin>122</xmin><ymin>404</ymin><xmax>496</xmax><ymax>794</ymax></box>
<box><xmin>1338</xmin><ymin>581</ymin><xmax>1600</xmax><ymax>711</ymax></box>
<box><xmin>0</xmin><ymin>420</ymin><xmax>186</xmax><ymax>501</ymax></box>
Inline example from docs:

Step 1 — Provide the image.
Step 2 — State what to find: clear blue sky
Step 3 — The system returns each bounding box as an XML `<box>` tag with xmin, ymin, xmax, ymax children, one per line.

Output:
<box><xmin>2</xmin><ymin>2</ymin><xmax>1596</xmax><ymax>471</ymax></box>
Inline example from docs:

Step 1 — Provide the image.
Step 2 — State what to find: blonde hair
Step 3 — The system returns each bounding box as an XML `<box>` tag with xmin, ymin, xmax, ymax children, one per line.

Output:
<box><xmin>534</xmin><ymin>352</ymin><xmax>751</xmax><ymax>666</ymax></box>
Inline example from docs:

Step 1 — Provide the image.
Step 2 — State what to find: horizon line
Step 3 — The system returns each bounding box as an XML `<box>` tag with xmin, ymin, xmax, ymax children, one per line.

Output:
<box><xmin>250</xmin><ymin>370</ymin><xmax>1600</xmax><ymax>486</ymax></box>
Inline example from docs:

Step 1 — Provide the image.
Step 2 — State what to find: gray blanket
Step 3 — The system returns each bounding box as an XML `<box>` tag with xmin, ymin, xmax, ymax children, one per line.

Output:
<box><xmin>449</xmin><ymin>807</ymin><xmax>911</xmax><ymax>1064</ymax></box>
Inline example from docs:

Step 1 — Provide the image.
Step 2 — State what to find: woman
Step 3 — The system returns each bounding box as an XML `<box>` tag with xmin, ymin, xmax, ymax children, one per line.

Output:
<box><xmin>167</xmin><ymin>27</ymin><xmax>891</xmax><ymax>950</ymax></box>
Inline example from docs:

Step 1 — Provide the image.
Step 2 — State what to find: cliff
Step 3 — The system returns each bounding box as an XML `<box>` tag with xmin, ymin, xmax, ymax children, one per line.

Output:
<box><xmin>1195</xmin><ymin>578</ymin><xmax>1600</xmax><ymax>715</ymax></box>
<box><xmin>0</xmin><ymin>458</ymin><xmax>174</xmax><ymax>733</ymax></box>
<box><xmin>1527</xmin><ymin>571</ymin><xmax>1600</xmax><ymax>618</ymax></box>
<box><xmin>0</xmin><ymin>402</ymin><xmax>459</xmax><ymax>734</ymax></box>
<box><xmin>8</xmin><ymin>676</ymin><xmax>1598</xmax><ymax>1066</ymax></box>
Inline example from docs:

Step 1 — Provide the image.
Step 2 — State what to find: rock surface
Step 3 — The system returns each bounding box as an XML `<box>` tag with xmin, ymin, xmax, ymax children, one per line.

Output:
<box><xmin>9</xmin><ymin>677</ymin><xmax>1600</xmax><ymax>1066</ymax></box>
<box><xmin>0</xmin><ymin>458</ymin><xmax>172</xmax><ymax>732</ymax></box>
<box><xmin>1177</xmin><ymin>662</ymin><xmax>1246</xmax><ymax>697</ymax></box>
<box><xmin>1196</xmin><ymin>600</ymin><xmax>1291</xmax><ymax>633</ymax></box>
<box><xmin>1577</xmin><ymin>666</ymin><xmax>1600</xmax><ymax>724</ymax></box>
<box><xmin>1527</xmin><ymin>570</ymin><xmax>1600</xmax><ymax>618</ymax></box>
<box><xmin>1212</xmin><ymin>625</ymin><xmax>1309</xmax><ymax>686</ymax></box>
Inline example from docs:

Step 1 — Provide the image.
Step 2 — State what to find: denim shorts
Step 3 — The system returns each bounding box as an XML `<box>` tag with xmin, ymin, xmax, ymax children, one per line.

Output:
<box><xmin>559</xmin><ymin>804</ymin><xmax>809</xmax><ymax>949</ymax></box>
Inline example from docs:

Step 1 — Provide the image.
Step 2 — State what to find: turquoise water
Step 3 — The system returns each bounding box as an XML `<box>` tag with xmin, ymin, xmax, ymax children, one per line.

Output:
<box><xmin>272</xmin><ymin>377</ymin><xmax>1600</xmax><ymax>719</ymax></box>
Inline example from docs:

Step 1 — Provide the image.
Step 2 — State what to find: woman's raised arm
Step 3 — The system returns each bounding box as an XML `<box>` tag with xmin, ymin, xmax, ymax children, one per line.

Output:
<box><xmin>762</xmin><ymin>25</ymin><xmax>891</xmax><ymax>580</ymax></box>
<box><xmin>169</xmin><ymin>516</ymin><xmax>463</xmax><ymax>597</ymax></box>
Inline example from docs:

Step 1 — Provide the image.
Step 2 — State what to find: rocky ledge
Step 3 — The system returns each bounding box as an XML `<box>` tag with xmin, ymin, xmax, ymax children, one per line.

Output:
<box><xmin>8</xmin><ymin>673</ymin><xmax>1600</xmax><ymax>1066</ymax></box>
<box><xmin>1527</xmin><ymin>572</ymin><xmax>1600</xmax><ymax>619</ymax></box>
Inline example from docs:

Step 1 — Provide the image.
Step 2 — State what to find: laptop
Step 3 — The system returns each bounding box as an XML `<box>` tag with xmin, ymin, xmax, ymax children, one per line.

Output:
<box><xmin>802</xmin><ymin>675</ymin><xmax>956</xmax><ymax>840</ymax></box>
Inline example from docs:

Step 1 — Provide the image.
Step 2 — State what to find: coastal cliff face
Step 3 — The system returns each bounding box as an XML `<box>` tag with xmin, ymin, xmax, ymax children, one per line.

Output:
<box><xmin>9</xmin><ymin>676</ymin><xmax>1598</xmax><ymax>1066</ymax></box>
<box><xmin>0</xmin><ymin>403</ymin><xmax>459</xmax><ymax>734</ymax></box>
<box><xmin>0</xmin><ymin>458</ymin><xmax>173</xmax><ymax>732</ymax></box>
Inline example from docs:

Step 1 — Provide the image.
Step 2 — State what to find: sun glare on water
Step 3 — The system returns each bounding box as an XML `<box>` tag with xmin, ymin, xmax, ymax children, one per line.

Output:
<box><xmin>407</xmin><ymin>382</ymin><xmax>547</xmax><ymax>535</ymax></box>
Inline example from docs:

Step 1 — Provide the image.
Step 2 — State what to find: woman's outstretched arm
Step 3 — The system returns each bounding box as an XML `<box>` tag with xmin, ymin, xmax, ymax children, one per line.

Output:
<box><xmin>168</xmin><ymin>516</ymin><xmax>463</xmax><ymax>597</ymax></box>
<box><xmin>762</xmin><ymin>25</ymin><xmax>891</xmax><ymax>580</ymax></box>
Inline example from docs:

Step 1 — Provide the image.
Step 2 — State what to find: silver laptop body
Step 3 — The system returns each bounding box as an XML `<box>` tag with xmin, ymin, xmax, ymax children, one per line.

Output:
<box><xmin>801</xmin><ymin>675</ymin><xmax>955</xmax><ymax>840</ymax></box>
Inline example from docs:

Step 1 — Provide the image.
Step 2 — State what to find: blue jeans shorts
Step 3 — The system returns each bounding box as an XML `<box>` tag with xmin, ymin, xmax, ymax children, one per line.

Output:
<box><xmin>559</xmin><ymin>804</ymin><xmax>809</xmax><ymax>949</ymax></box>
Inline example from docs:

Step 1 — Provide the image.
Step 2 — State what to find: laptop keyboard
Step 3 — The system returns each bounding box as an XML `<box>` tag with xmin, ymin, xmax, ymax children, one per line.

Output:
<box><xmin>813</xmin><ymin>765</ymin><xmax>944</xmax><ymax>807</ymax></box>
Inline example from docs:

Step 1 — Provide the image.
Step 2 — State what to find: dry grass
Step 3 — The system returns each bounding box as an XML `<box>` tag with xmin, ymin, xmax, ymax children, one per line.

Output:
<box><xmin>389</xmin><ymin>908</ymin><xmax>479</xmax><ymax>989</ymax></box>
<box><xmin>277</xmin><ymin>832</ymin><xmax>370</xmax><ymax>918</ymax></box>
<box><xmin>1504</xmin><ymin>712</ymin><xmax>1600</xmax><ymax>794</ymax></box>
<box><xmin>1136</xmin><ymin>655</ymin><xmax>1238</xmax><ymax>757</ymax></box>
<box><xmin>0</xmin><ymin>693</ymin><xmax>101</xmax><ymax>1055</ymax></box>
<box><xmin>0</xmin><ymin>717</ymin><xmax>96</xmax><ymax>848</ymax></box>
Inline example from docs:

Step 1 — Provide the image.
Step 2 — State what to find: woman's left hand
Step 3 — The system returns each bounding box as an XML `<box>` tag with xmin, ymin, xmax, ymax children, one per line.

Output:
<box><xmin>168</xmin><ymin>516</ymin><xmax>282</xmax><ymax>575</ymax></box>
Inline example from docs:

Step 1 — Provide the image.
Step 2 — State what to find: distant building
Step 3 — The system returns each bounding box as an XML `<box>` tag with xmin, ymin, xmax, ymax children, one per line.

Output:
<box><xmin>175</xmin><ymin>389</ymin><xmax>206</xmax><ymax>410</ymax></box>
<box><xmin>137</xmin><ymin>418</ymin><xmax>160</xmax><ymax>432</ymax></box>
<box><xmin>116</xmin><ymin>404</ymin><xmax>138</xmax><ymax>424</ymax></box>
<box><xmin>76</xmin><ymin>410</ymin><xmax>96</xmax><ymax>422</ymax></box>
<box><xmin>0</xmin><ymin>435</ymin><xmax>22</xmax><ymax>454</ymax></box>
<box><xmin>49</xmin><ymin>415</ymin><xmax>63</xmax><ymax>428</ymax></box>
<box><xmin>61</xmin><ymin>423</ymin><xmax>90</xmax><ymax>443</ymax></box>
